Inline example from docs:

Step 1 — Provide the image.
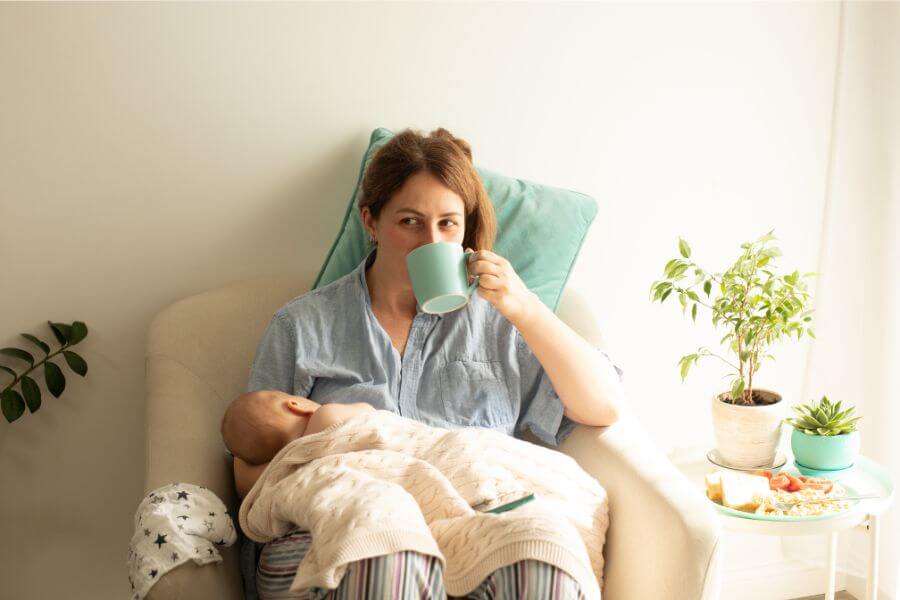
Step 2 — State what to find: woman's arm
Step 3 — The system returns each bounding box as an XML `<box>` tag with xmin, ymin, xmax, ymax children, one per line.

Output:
<box><xmin>512</xmin><ymin>298</ymin><xmax>624</xmax><ymax>426</ymax></box>
<box><xmin>467</xmin><ymin>249</ymin><xmax>624</xmax><ymax>427</ymax></box>
<box><xmin>233</xmin><ymin>456</ymin><xmax>270</xmax><ymax>499</ymax></box>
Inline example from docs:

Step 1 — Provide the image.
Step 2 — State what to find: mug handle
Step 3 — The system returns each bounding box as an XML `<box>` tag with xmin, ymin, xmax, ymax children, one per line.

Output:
<box><xmin>464</xmin><ymin>251</ymin><xmax>480</xmax><ymax>297</ymax></box>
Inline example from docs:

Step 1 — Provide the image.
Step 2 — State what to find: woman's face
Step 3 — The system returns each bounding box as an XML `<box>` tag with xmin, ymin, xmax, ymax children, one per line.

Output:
<box><xmin>362</xmin><ymin>171</ymin><xmax>467</xmax><ymax>282</ymax></box>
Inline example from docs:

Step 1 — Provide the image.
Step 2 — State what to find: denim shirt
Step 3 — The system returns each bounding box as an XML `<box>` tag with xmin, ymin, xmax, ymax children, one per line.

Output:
<box><xmin>238</xmin><ymin>249</ymin><xmax>624</xmax><ymax>598</ymax></box>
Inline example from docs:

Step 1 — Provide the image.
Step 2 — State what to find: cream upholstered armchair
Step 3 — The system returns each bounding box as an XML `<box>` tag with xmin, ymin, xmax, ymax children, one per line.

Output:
<box><xmin>142</xmin><ymin>273</ymin><xmax>722</xmax><ymax>600</ymax></box>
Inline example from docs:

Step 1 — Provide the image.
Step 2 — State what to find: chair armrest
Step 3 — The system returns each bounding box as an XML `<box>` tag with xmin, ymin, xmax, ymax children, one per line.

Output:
<box><xmin>142</xmin><ymin>355</ymin><xmax>245</xmax><ymax>600</ymax></box>
<box><xmin>560</xmin><ymin>410</ymin><xmax>722</xmax><ymax>600</ymax></box>
<box><xmin>144</xmin><ymin>560</ymin><xmax>243</xmax><ymax>600</ymax></box>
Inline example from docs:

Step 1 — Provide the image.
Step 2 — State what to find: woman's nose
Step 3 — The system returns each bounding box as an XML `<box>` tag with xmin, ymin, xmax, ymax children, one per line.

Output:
<box><xmin>424</xmin><ymin>224</ymin><xmax>443</xmax><ymax>244</ymax></box>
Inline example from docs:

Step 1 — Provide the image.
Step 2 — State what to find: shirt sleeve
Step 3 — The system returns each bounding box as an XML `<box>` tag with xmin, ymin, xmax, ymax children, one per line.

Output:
<box><xmin>245</xmin><ymin>311</ymin><xmax>314</xmax><ymax>397</ymax></box>
<box><xmin>514</xmin><ymin>331</ymin><xmax>625</xmax><ymax>447</ymax></box>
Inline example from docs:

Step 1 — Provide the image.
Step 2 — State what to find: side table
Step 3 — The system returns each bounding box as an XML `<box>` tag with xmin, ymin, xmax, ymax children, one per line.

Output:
<box><xmin>672</xmin><ymin>451</ymin><xmax>894</xmax><ymax>600</ymax></box>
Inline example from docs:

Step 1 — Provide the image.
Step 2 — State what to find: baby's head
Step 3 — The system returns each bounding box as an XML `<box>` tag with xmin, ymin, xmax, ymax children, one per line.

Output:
<box><xmin>221</xmin><ymin>390</ymin><xmax>319</xmax><ymax>465</ymax></box>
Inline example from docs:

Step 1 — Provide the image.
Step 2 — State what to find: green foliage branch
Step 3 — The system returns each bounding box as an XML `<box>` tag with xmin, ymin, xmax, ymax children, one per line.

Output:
<box><xmin>1</xmin><ymin>321</ymin><xmax>89</xmax><ymax>423</ymax></box>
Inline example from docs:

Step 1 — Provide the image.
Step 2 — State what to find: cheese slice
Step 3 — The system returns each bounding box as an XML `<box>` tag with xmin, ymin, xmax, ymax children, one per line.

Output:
<box><xmin>705</xmin><ymin>472</ymin><xmax>722</xmax><ymax>502</ymax></box>
<box><xmin>720</xmin><ymin>472</ymin><xmax>772</xmax><ymax>510</ymax></box>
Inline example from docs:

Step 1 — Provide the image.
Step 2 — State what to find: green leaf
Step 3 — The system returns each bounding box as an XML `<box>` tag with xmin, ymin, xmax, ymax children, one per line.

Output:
<box><xmin>68</xmin><ymin>322</ymin><xmax>88</xmax><ymax>345</ymax></box>
<box><xmin>0</xmin><ymin>347</ymin><xmax>34</xmax><ymax>367</ymax></box>
<box><xmin>679</xmin><ymin>238</ymin><xmax>691</xmax><ymax>259</ymax></box>
<box><xmin>20</xmin><ymin>334</ymin><xmax>50</xmax><ymax>355</ymax></box>
<box><xmin>703</xmin><ymin>280</ymin><xmax>712</xmax><ymax>297</ymax></box>
<box><xmin>671</xmin><ymin>263</ymin><xmax>689</xmax><ymax>279</ymax></box>
<box><xmin>0</xmin><ymin>365</ymin><xmax>17</xmax><ymax>380</ymax></box>
<box><xmin>48</xmin><ymin>321</ymin><xmax>67</xmax><ymax>345</ymax></box>
<box><xmin>1</xmin><ymin>389</ymin><xmax>26</xmax><ymax>422</ymax></box>
<box><xmin>691</xmin><ymin>303</ymin><xmax>698</xmax><ymax>322</ymax></box>
<box><xmin>731</xmin><ymin>379</ymin><xmax>745</xmax><ymax>403</ymax></box>
<box><xmin>663</xmin><ymin>259</ymin><xmax>680</xmax><ymax>277</ymax></box>
<box><xmin>652</xmin><ymin>281</ymin><xmax>672</xmax><ymax>301</ymax></box>
<box><xmin>680</xmin><ymin>357</ymin><xmax>692</xmax><ymax>381</ymax></box>
<box><xmin>63</xmin><ymin>351</ymin><xmax>88</xmax><ymax>377</ymax></box>
<box><xmin>20</xmin><ymin>375</ymin><xmax>41</xmax><ymax>413</ymax></box>
<box><xmin>52</xmin><ymin>322</ymin><xmax>73</xmax><ymax>341</ymax></box>
<box><xmin>660</xmin><ymin>288</ymin><xmax>672</xmax><ymax>302</ymax></box>
<box><xmin>44</xmin><ymin>362</ymin><xmax>66</xmax><ymax>398</ymax></box>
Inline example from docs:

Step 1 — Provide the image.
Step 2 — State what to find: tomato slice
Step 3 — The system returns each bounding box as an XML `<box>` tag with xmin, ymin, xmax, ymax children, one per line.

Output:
<box><xmin>753</xmin><ymin>470</ymin><xmax>774</xmax><ymax>479</ymax></box>
<box><xmin>786</xmin><ymin>474</ymin><xmax>806</xmax><ymax>492</ymax></box>
<box><xmin>769</xmin><ymin>474</ymin><xmax>791</xmax><ymax>490</ymax></box>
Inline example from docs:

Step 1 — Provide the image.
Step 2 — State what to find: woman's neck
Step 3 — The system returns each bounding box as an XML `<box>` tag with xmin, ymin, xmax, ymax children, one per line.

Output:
<box><xmin>365</xmin><ymin>256</ymin><xmax>418</xmax><ymax>320</ymax></box>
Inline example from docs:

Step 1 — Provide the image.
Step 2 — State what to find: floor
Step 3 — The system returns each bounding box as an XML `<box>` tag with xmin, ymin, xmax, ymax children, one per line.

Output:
<box><xmin>791</xmin><ymin>593</ymin><xmax>857</xmax><ymax>600</ymax></box>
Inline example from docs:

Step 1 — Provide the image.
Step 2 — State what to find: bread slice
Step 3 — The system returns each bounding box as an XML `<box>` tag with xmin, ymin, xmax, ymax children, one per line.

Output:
<box><xmin>720</xmin><ymin>472</ymin><xmax>772</xmax><ymax>510</ymax></box>
<box><xmin>705</xmin><ymin>472</ymin><xmax>722</xmax><ymax>502</ymax></box>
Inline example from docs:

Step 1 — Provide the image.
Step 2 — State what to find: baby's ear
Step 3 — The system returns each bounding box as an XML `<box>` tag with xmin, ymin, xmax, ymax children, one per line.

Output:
<box><xmin>288</xmin><ymin>400</ymin><xmax>317</xmax><ymax>416</ymax></box>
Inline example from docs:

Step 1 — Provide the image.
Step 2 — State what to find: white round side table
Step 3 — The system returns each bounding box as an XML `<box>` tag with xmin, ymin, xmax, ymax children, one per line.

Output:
<box><xmin>673</xmin><ymin>452</ymin><xmax>894</xmax><ymax>600</ymax></box>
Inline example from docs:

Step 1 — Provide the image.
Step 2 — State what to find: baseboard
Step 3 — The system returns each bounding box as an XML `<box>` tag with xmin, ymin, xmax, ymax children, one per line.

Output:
<box><xmin>844</xmin><ymin>571</ymin><xmax>895</xmax><ymax>600</ymax></box>
<box><xmin>723</xmin><ymin>558</ymin><xmax>846</xmax><ymax>600</ymax></box>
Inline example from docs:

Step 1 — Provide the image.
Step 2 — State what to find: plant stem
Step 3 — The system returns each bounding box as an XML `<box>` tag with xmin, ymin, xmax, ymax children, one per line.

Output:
<box><xmin>1</xmin><ymin>343</ymin><xmax>70</xmax><ymax>393</ymax></box>
<box><xmin>700</xmin><ymin>349</ymin><xmax>740</xmax><ymax>372</ymax></box>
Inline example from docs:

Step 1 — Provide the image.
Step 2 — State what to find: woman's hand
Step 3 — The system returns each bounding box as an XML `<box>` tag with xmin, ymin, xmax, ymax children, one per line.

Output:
<box><xmin>466</xmin><ymin>249</ymin><xmax>540</xmax><ymax>325</ymax></box>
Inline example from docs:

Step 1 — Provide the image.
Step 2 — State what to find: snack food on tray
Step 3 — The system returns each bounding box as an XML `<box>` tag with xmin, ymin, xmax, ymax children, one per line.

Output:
<box><xmin>705</xmin><ymin>469</ymin><xmax>851</xmax><ymax>517</ymax></box>
<box><xmin>705</xmin><ymin>471</ymin><xmax>771</xmax><ymax>510</ymax></box>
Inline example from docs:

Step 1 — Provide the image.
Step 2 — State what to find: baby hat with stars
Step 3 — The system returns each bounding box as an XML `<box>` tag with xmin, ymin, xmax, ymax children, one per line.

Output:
<box><xmin>128</xmin><ymin>482</ymin><xmax>237</xmax><ymax>599</ymax></box>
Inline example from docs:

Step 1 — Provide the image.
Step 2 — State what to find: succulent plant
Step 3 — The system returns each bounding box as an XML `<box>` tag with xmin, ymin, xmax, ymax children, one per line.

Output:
<box><xmin>785</xmin><ymin>395</ymin><xmax>860</xmax><ymax>436</ymax></box>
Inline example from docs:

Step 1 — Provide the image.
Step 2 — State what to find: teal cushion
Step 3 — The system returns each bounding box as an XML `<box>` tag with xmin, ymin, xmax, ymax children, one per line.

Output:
<box><xmin>313</xmin><ymin>127</ymin><xmax>597</xmax><ymax>312</ymax></box>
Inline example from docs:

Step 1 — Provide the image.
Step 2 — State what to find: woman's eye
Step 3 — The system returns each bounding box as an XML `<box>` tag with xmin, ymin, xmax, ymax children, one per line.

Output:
<box><xmin>441</xmin><ymin>220</ymin><xmax>458</xmax><ymax>228</ymax></box>
<box><xmin>401</xmin><ymin>218</ymin><xmax>418</xmax><ymax>225</ymax></box>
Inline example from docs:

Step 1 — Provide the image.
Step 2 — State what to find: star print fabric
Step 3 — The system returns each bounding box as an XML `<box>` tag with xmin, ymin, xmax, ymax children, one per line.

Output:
<box><xmin>127</xmin><ymin>482</ymin><xmax>237</xmax><ymax>599</ymax></box>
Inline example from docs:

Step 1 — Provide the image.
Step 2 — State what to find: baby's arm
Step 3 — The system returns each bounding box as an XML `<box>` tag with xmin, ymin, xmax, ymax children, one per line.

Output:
<box><xmin>233</xmin><ymin>456</ymin><xmax>269</xmax><ymax>499</ymax></box>
<box><xmin>305</xmin><ymin>402</ymin><xmax>375</xmax><ymax>436</ymax></box>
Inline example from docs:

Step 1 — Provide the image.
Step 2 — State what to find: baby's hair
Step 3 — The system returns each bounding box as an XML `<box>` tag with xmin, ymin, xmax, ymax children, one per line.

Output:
<box><xmin>221</xmin><ymin>391</ymin><xmax>286</xmax><ymax>465</ymax></box>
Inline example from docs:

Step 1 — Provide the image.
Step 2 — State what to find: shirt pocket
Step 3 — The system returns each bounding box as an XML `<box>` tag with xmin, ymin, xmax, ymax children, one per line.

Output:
<box><xmin>439</xmin><ymin>359</ymin><xmax>514</xmax><ymax>428</ymax></box>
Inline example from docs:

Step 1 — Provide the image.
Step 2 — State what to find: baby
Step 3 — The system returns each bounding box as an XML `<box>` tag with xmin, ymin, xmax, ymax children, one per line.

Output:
<box><xmin>221</xmin><ymin>390</ymin><xmax>375</xmax><ymax>496</ymax></box>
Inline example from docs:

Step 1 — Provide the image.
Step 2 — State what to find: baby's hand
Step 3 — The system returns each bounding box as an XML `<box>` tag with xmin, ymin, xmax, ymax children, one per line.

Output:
<box><xmin>305</xmin><ymin>402</ymin><xmax>374</xmax><ymax>436</ymax></box>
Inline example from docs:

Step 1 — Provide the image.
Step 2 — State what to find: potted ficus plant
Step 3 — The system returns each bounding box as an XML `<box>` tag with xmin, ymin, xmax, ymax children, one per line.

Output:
<box><xmin>785</xmin><ymin>395</ymin><xmax>860</xmax><ymax>472</ymax></box>
<box><xmin>650</xmin><ymin>230</ymin><xmax>816</xmax><ymax>468</ymax></box>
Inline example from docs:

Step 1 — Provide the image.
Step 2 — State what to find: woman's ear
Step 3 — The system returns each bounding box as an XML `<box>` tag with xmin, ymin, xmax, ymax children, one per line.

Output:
<box><xmin>360</xmin><ymin>207</ymin><xmax>377</xmax><ymax>241</ymax></box>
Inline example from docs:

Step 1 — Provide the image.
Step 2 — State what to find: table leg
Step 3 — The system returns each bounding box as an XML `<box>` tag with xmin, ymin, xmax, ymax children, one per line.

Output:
<box><xmin>866</xmin><ymin>513</ymin><xmax>880</xmax><ymax>600</ymax></box>
<box><xmin>825</xmin><ymin>531</ymin><xmax>838</xmax><ymax>600</ymax></box>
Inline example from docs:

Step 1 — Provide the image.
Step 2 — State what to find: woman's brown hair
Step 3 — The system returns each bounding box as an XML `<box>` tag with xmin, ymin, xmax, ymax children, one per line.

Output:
<box><xmin>358</xmin><ymin>127</ymin><xmax>497</xmax><ymax>251</ymax></box>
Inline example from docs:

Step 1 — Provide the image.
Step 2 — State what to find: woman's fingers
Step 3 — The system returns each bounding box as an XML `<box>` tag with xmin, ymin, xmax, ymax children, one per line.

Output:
<box><xmin>469</xmin><ymin>260</ymin><xmax>501</xmax><ymax>277</ymax></box>
<box><xmin>474</xmin><ymin>273</ymin><xmax>502</xmax><ymax>290</ymax></box>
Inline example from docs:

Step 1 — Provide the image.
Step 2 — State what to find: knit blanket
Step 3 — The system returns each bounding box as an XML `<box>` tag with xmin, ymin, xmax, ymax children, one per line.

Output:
<box><xmin>239</xmin><ymin>410</ymin><xmax>608</xmax><ymax>599</ymax></box>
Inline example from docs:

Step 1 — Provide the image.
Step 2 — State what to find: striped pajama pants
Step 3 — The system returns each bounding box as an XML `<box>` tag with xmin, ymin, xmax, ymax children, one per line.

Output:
<box><xmin>257</xmin><ymin>528</ymin><xmax>586</xmax><ymax>600</ymax></box>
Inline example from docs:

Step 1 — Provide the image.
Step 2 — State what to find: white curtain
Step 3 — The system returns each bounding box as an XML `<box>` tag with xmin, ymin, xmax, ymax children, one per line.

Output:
<box><xmin>789</xmin><ymin>3</ymin><xmax>900</xmax><ymax>597</ymax></box>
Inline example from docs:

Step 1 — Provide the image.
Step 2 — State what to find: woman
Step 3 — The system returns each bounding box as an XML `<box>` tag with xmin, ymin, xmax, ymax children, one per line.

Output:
<box><xmin>236</xmin><ymin>127</ymin><xmax>625</xmax><ymax>599</ymax></box>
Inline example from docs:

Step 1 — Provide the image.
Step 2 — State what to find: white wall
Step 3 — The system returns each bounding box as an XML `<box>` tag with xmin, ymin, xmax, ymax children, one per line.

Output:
<box><xmin>0</xmin><ymin>3</ymin><xmax>877</xmax><ymax>598</ymax></box>
<box><xmin>804</xmin><ymin>3</ymin><xmax>900</xmax><ymax>598</ymax></box>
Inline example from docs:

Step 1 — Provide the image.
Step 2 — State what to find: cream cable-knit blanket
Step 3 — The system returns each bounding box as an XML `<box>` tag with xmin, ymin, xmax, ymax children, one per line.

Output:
<box><xmin>239</xmin><ymin>410</ymin><xmax>608</xmax><ymax>599</ymax></box>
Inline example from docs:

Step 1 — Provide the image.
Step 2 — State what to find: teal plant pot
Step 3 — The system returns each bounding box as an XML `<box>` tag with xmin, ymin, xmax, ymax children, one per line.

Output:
<box><xmin>791</xmin><ymin>428</ymin><xmax>860</xmax><ymax>470</ymax></box>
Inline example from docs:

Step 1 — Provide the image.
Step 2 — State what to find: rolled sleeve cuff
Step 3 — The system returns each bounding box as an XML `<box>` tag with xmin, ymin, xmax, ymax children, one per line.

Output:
<box><xmin>518</xmin><ymin>394</ymin><xmax>576</xmax><ymax>448</ymax></box>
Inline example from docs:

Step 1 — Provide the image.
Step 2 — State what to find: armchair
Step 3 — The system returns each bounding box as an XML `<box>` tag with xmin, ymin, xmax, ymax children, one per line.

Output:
<box><xmin>142</xmin><ymin>274</ymin><xmax>721</xmax><ymax>599</ymax></box>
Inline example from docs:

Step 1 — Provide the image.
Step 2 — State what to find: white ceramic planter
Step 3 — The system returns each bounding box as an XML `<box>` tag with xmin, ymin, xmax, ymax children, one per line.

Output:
<box><xmin>710</xmin><ymin>389</ymin><xmax>785</xmax><ymax>469</ymax></box>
